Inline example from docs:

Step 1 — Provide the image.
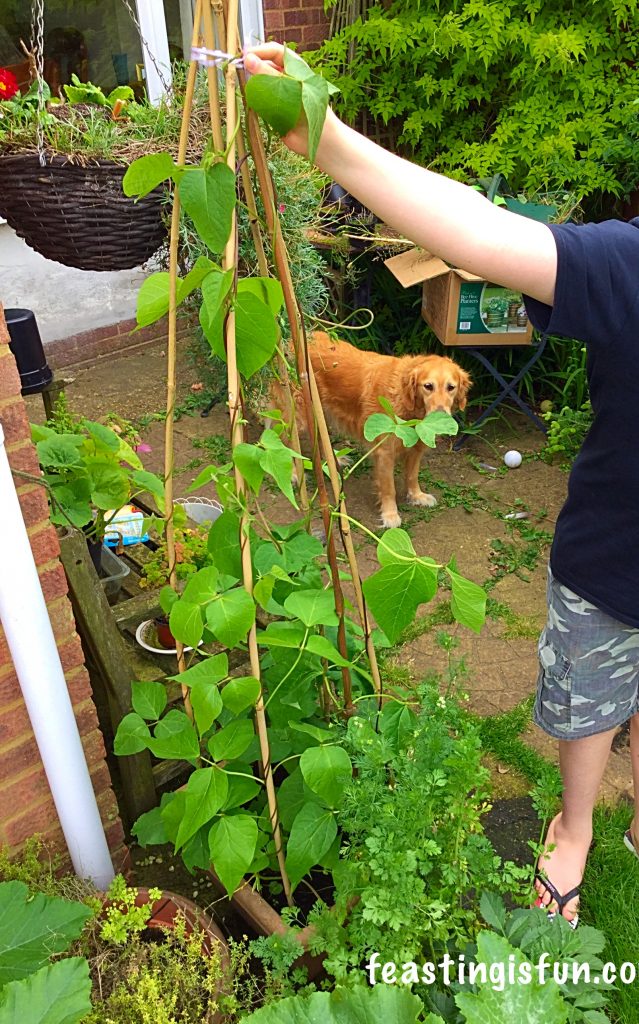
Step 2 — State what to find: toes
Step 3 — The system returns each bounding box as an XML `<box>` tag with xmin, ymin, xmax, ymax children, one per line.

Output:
<box><xmin>535</xmin><ymin>887</ymin><xmax>553</xmax><ymax>910</ymax></box>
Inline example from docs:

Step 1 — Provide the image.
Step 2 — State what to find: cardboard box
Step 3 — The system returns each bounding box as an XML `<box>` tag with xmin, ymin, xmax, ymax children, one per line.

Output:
<box><xmin>385</xmin><ymin>247</ymin><xmax>533</xmax><ymax>347</ymax></box>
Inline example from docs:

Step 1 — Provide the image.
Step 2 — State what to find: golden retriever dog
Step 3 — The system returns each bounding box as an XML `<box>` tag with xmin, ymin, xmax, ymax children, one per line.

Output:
<box><xmin>292</xmin><ymin>331</ymin><xmax>471</xmax><ymax>528</ymax></box>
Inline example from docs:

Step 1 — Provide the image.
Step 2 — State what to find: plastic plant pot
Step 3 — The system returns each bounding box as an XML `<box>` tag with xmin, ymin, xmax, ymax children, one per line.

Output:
<box><xmin>99</xmin><ymin>545</ymin><xmax>131</xmax><ymax>602</ymax></box>
<box><xmin>4</xmin><ymin>308</ymin><xmax>53</xmax><ymax>395</ymax></box>
<box><xmin>175</xmin><ymin>496</ymin><xmax>223</xmax><ymax>526</ymax></box>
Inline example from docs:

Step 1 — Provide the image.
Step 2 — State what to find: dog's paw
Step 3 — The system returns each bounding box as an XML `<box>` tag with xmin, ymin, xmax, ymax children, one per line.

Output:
<box><xmin>381</xmin><ymin>509</ymin><xmax>402</xmax><ymax>529</ymax></box>
<box><xmin>407</xmin><ymin>491</ymin><xmax>437</xmax><ymax>508</ymax></box>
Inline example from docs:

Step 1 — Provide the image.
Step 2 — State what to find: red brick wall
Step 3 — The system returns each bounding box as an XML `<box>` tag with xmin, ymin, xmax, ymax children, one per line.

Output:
<box><xmin>48</xmin><ymin>315</ymin><xmax>192</xmax><ymax>371</ymax></box>
<box><xmin>263</xmin><ymin>0</ymin><xmax>330</xmax><ymax>49</ymax></box>
<box><xmin>0</xmin><ymin>304</ymin><xmax>127</xmax><ymax>872</ymax></box>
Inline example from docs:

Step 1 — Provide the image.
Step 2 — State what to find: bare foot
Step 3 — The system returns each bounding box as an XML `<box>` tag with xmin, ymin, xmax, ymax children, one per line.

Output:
<box><xmin>534</xmin><ymin>812</ymin><xmax>590</xmax><ymax>924</ymax></box>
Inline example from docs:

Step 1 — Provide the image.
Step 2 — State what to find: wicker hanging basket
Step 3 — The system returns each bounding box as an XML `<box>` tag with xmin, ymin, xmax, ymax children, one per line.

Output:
<box><xmin>0</xmin><ymin>152</ymin><xmax>167</xmax><ymax>271</ymax></box>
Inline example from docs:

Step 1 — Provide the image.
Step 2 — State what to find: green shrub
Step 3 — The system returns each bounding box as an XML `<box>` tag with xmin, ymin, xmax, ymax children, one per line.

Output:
<box><xmin>313</xmin><ymin>1</ymin><xmax>639</xmax><ymax>203</ymax></box>
<box><xmin>540</xmin><ymin>401</ymin><xmax>593</xmax><ymax>468</ymax></box>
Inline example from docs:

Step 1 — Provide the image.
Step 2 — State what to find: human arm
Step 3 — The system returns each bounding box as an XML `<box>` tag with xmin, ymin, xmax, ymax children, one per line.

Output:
<box><xmin>244</xmin><ymin>45</ymin><xmax>557</xmax><ymax>305</ymax></box>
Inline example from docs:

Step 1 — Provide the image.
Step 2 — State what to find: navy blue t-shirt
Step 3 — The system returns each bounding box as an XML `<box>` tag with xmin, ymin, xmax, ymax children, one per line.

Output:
<box><xmin>525</xmin><ymin>218</ymin><xmax>639</xmax><ymax>628</ymax></box>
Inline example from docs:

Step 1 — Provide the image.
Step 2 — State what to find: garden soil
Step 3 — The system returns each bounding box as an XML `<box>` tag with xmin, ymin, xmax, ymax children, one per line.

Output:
<box><xmin>28</xmin><ymin>335</ymin><xmax>634</xmax><ymax>907</ymax></box>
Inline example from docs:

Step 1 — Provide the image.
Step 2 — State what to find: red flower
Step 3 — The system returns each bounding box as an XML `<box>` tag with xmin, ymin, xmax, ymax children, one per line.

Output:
<box><xmin>0</xmin><ymin>68</ymin><xmax>19</xmax><ymax>101</ymax></box>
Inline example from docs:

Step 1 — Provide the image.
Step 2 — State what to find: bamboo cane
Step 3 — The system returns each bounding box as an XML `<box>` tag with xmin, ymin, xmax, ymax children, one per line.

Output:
<box><xmin>164</xmin><ymin>0</ymin><xmax>204</xmax><ymax>712</ymax></box>
<box><xmin>201</xmin><ymin>0</ymin><xmax>224</xmax><ymax>151</ymax></box>
<box><xmin>243</xmin><ymin>99</ymin><xmax>355</xmax><ymax>711</ymax></box>
<box><xmin>235</xmin><ymin>129</ymin><xmax>309</xmax><ymax>514</ymax></box>
<box><xmin>219</xmin><ymin>0</ymin><xmax>293</xmax><ymax>906</ymax></box>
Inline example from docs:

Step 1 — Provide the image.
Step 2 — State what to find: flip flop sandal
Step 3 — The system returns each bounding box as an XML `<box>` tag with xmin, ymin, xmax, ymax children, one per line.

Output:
<box><xmin>535</xmin><ymin>873</ymin><xmax>580</xmax><ymax>930</ymax></box>
<box><xmin>624</xmin><ymin>829</ymin><xmax>639</xmax><ymax>860</ymax></box>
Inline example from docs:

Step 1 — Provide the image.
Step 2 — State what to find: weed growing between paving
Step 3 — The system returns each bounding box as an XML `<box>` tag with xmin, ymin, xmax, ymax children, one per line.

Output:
<box><xmin>485</xmin><ymin>598</ymin><xmax>541</xmax><ymax>639</ymax></box>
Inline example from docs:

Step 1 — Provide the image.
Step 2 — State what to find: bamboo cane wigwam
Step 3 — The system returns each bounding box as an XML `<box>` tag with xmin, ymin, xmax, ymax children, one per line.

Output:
<box><xmin>161</xmin><ymin>0</ymin><xmax>384</xmax><ymax>907</ymax></box>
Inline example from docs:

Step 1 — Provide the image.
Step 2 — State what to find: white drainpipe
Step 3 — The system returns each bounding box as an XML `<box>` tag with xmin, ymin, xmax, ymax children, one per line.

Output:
<box><xmin>0</xmin><ymin>423</ymin><xmax>114</xmax><ymax>889</ymax></box>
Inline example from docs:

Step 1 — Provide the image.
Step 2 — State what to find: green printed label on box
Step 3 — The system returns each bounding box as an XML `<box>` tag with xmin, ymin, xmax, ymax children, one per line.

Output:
<box><xmin>456</xmin><ymin>282</ymin><xmax>530</xmax><ymax>335</ymax></box>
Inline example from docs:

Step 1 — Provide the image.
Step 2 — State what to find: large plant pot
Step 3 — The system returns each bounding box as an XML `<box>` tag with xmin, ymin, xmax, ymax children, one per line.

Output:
<box><xmin>209</xmin><ymin>873</ymin><xmax>326</xmax><ymax>981</ymax></box>
<box><xmin>134</xmin><ymin>888</ymin><xmax>229</xmax><ymax>959</ymax></box>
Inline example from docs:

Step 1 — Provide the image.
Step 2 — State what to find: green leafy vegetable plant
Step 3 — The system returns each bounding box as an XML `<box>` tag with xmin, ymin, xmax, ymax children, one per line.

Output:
<box><xmin>238</xmin><ymin>984</ymin><xmax>425</xmax><ymax>1023</ymax></box>
<box><xmin>245</xmin><ymin>47</ymin><xmax>340</xmax><ymax>162</ymax></box>
<box><xmin>31</xmin><ymin>416</ymin><xmax>164</xmax><ymax>544</ymax></box>
<box><xmin>0</xmin><ymin>879</ymin><xmax>92</xmax><ymax>1024</ymax></box>
<box><xmin>296</xmin><ymin>685</ymin><xmax>529</xmax><ymax>979</ymax></box>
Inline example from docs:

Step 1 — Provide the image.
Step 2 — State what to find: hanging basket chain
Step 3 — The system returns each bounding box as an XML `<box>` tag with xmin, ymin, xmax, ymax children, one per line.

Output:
<box><xmin>118</xmin><ymin>0</ymin><xmax>173</xmax><ymax>97</ymax></box>
<box><xmin>30</xmin><ymin>0</ymin><xmax>46</xmax><ymax>166</ymax></box>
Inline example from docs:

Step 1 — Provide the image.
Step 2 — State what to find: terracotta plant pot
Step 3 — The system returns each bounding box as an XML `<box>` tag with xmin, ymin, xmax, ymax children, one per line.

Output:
<box><xmin>102</xmin><ymin>888</ymin><xmax>230</xmax><ymax>1022</ymax></box>
<box><xmin>154</xmin><ymin>616</ymin><xmax>177</xmax><ymax>650</ymax></box>
<box><xmin>208</xmin><ymin>872</ymin><xmax>326</xmax><ymax>981</ymax></box>
<box><xmin>135</xmin><ymin>888</ymin><xmax>229</xmax><ymax>960</ymax></box>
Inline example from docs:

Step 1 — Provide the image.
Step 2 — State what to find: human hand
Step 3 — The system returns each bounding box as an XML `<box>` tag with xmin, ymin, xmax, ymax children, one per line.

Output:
<box><xmin>244</xmin><ymin>42</ymin><xmax>337</xmax><ymax>160</ymax></box>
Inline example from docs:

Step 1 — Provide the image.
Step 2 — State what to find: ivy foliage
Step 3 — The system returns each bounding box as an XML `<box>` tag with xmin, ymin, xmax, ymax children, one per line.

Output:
<box><xmin>313</xmin><ymin>0</ymin><xmax>639</xmax><ymax>200</ymax></box>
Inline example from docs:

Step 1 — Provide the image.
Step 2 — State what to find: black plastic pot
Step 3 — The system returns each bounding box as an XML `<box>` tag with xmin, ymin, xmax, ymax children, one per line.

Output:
<box><xmin>85</xmin><ymin>535</ymin><xmax>103</xmax><ymax>573</ymax></box>
<box><xmin>4</xmin><ymin>308</ymin><xmax>53</xmax><ymax>395</ymax></box>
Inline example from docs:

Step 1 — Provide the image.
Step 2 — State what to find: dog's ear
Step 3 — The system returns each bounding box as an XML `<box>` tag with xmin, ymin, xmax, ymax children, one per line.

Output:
<box><xmin>408</xmin><ymin>367</ymin><xmax>421</xmax><ymax>404</ymax></box>
<box><xmin>455</xmin><ymin>367</ymin><xmax>472</xmax><ymax>411</ymax></box>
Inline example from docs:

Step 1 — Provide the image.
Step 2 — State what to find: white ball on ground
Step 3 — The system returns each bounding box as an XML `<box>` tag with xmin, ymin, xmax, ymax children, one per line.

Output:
<box><xmin>504</xmin><ymin>449</ymin><xmax>522</xmax><ymax>468</ymax></box>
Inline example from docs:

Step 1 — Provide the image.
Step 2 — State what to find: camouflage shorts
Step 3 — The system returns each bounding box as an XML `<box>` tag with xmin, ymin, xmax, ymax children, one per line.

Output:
<box><xmin>535</xmin><ymin>567</ymin><xmax>639</xmax><ymax>740</ymax></box>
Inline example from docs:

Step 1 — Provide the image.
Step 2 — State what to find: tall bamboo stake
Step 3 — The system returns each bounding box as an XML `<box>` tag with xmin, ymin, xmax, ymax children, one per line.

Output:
<box><xmin>164</xmin><ymin>0</ymin><xmax>204</xmax><ymax>711</ymax></box>
<box><xmin>235</xmin><ymin>129</ymin><xmax>309</xmax><ymax>514</ymax></box>
<box><xmin>201</xmin><ymin>0</ymin><xmax>224</xmax><ymax>151</ymax></box>
<box><xmin>243</xmin><ymin>99</ymin><xmax>356</xmax><ymax>711</ymax></box>
<box><xmin>305</xmin><ymin>367</ymin><xmax>383</xmax><ymax>694</ymax></box>
<box><xmin>218</xmin><ymin>0</ymin><xmax>293</xmax><ymax>906</ymax></box>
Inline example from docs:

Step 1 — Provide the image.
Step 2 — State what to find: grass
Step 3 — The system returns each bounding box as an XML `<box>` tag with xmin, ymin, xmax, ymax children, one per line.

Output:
<box><xmin>475</xmin><ymin>696</ymin><xmax>562</xmax><ymax>791</ymax></box>
<box><xmin>485</xmin><ymin>597</ymin><xmax>542</xmax><ymax>639</ymax></box>
<box><xmin>582</xmin><ymin>803</ymin><xmax>639</xmax><ymax>1024</ymax></box>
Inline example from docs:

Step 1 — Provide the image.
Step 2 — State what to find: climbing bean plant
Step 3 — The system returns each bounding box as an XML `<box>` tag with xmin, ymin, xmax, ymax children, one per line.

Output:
<box><xmin>114</xmin><ymin>50</ymin><xmax>486</xmax><ymax>901</ymax></box>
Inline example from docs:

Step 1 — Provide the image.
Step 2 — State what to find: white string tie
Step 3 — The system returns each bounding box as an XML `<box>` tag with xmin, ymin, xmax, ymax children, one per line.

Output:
<box><xmin>191</xmin><ymin>47</ymin><xmax>244</xmax><ymax>69</ymax></box>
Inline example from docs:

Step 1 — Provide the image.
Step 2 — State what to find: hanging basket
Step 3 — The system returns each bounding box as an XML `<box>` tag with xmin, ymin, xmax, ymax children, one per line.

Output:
<box><xmin>0</xmin><ymin>152</ymin><xmax>167</xmax><ymax>271</ymax></box>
